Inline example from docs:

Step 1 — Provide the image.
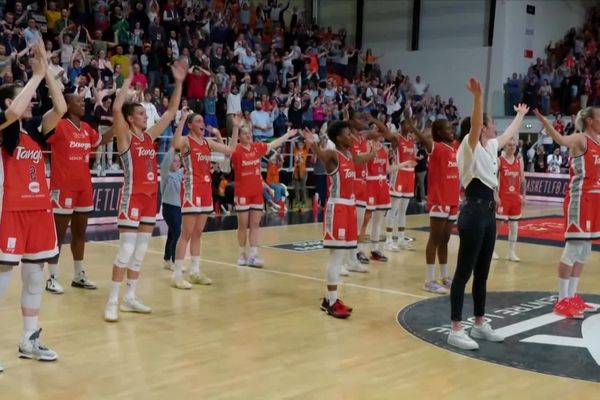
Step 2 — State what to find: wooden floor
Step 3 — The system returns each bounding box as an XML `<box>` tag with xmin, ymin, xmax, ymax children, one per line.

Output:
<box><xmin>1</xmin><ymin>203</ymin><xmax>599</xmax><ymax>399</ymax></box>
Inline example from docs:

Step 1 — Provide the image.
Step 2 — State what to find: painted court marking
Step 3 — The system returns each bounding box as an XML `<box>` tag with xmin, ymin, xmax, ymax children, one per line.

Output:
<box><xmin>92</xmin><ymin>240</ymin><xmax>428</xmax><ymax>300</ymax></box>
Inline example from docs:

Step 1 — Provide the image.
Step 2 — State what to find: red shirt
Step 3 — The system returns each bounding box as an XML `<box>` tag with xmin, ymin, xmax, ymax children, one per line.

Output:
<box><xmin>1</xmin><ymin>131</ymin><xmax>52</xmax><ymax>211</ymax></box>
<box><xmin>187</xmin><ymin>73</ymin><xmax>210</xmax><ymax>99</ymax></box>
<box><xmin>231</xmin><ymin>142</ymin><xmax>269</xmax><ymax>197</ymax></box>
<box><xmin>394</xmin><ymin>135</ymin><xmax>416</xmax><ymax>167</ymax></box>
<box><xmin>498</xmin><ymin>155</ymin><xmax>522</xmax><ymax>198</ymax></box>
<box><xmin>47</xmin><ymin>118</ymin><xmax>101</xmax><ymax>190</ymax></box>
<box><xmin>328</xmin><ymin>150</ymin><xmax>355</xmax><ymax>200</ymax></box>
<box><xmin>182</xmin><ymin>135</ymin><xmax>212</xmax><ymax>188</ymax></box>
<box><xmin>120</xmin><ymin>132</ymin><xmax>158</xmax><ymax>195</ymax></box>
<box><xmin>351</xmin><ymin>136</ymin><xmax>368</xmax><ymax>181</ymax></box>
<box><xmin>427</xmin><ymin>141</ymin><xmax>459</xmax><ymax>206</ymax></box>
<box><xmin>131</xmin><ymin>72</ymin><xmax>148</xmax><ymax>90</ymax></box>
<box><xmin>366</xmin><ymin>145</ymin><xmax>388</xmax><ymax>179</ymax></box>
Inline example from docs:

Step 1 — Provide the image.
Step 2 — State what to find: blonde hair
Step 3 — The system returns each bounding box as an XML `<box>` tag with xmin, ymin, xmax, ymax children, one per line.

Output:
<box><xmin>575</xmin><ymin>106</ymin><xmax>597</xmax><ymax>132</ymax></box>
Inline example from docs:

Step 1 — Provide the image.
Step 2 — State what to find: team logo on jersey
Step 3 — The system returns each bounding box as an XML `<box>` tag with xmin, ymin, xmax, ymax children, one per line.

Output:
<box><xmin>15</xmin><ymin>147</ymin><xmax>43</xmax><ymax>163</ymax></box>
<box><xmin>137</xmin><ymin>148</ymin><xmax>156</xmax><ymax>158</ymax></box>
<box><xmin>147</xmin><ymin>172</ymin><xmax>155</xmax><ymax>181</ymax></box>
<box><xmin>6</xmin><ymin>237</ymin><xmax>16</xmax><ymax>251</ymax></box>
<box><xmin>397</xmin><ymin>291</ymin><xmax>600</xmax><ymax>382</ymax></box>
<box><xmin>28</xmin><ymin>181</ymin><xmax>40</xmax><ymax>193</ymax></box>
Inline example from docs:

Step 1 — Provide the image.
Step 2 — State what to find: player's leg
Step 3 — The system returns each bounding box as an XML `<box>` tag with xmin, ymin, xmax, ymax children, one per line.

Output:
<box><xmin>188</xmin><ymin>214</ymin><xmax>212</xmax><ymax>285</ymax></box>
<box><xmin>70</xmin><ymin>211</ymin><xmax>96</xmax><ymax>289</ymax></box>
<box><xmin>247</xmin><ymin>209</ymin><xmax>264</xmax><ymax>268</ymax></box>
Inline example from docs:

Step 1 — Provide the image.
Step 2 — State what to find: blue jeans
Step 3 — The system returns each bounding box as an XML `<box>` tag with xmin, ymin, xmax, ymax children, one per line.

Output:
<box><xmin>541</xmin><ymin>96</ymin><xmax>550</xmax><ymax>115</ymax></box>
<box><xmin>264</xmin><ymin>183</ymin><xmax>286</xmax><ymax>203</ymax></box>
<box><xmin>162</xmin><ymin>203</ymin><xmax>181</xmax><ymax>262</ymax></box>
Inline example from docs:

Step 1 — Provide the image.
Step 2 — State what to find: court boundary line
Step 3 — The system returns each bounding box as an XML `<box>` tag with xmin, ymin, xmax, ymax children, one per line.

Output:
<box><xmin>92</xmin><ymin>241</ymin><xmax>428</xmax><ymax>299</ymax></box>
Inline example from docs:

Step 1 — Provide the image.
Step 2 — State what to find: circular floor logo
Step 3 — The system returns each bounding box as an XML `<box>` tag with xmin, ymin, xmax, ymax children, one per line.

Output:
<box><xmin>397</xmin><ymin>291</ymin><xmax>600</xmax><ymax>382</ymax></box>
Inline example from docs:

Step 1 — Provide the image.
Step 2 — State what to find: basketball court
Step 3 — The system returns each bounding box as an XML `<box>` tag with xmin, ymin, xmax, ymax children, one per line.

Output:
<box><xmin>1</xmin><ymin>202</ymin><xmax>599</xmax><ymax>399</ymax></box>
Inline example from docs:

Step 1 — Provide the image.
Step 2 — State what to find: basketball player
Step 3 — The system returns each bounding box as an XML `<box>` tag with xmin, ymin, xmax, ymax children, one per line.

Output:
<box><xmin>104</xmin><ymin>59</ymin><xmax>187</xmax><ymax>322</ymax></box>
<box><xmin>494</xmin><ymin>137</ymin><xmax>525</xmax><ymax>262</ymax></box>
<box><xmin>45</xmin><ymin>94</ymin><xmax>114</xmax><ymax>294</ymax></box>
<box><xmin>534</xmin><ymin>107</ymin><xmax>600</xmax><ymax>319</ymax></box>
<box><xmin>231</xmin><ymin>125</ymin><xmax>299</xmax><ymax>268</ymax></box>
<box><xmin>0</xmin><ymin>41</ymin><xmax>66</xmax><ymax>368</ymax></box>
<box><xmin>407</xmin><ymin>116</ymin><xmax>459</xmax><ymax>294</ymax></box>
<box><xmin>386</xmin><ymin>119</ymin><xmax>417</xmax><ymax>251</ymax></box>
<box><xmin>302</xmin><ymin>122</ymin><xmax>375</xmax><ymax>318</ymax></box>
<box><xmin>169</xmin><ymin>110</ymin><xmax>241</xmax><ymax>289</ymax></box>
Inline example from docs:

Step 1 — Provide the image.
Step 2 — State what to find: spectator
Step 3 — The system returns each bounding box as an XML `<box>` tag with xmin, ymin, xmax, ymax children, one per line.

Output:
<box><xmin>533</xmin><ymin>146</ymin><xmax>548</xmax><ymax>172</ymax></box>
<box><xmin>539</xmin><ymin>79</ymin><xmax>552</xmax><ymax>115</ymax></box>
<box><xmin>250</xmin><ymin>101</ymin><xmax>273</xmax><ymax>139</ymax></box>
<box><xmin>547</xmin><ymin>147</ymin><xmax>563</xmax><ymax>173</ymax></box>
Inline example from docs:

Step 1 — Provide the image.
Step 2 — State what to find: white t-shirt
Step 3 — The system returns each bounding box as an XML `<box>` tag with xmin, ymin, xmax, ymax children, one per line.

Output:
<box><xmin>457</xmin><ymin>135</ymin><xmax>499</xmax><ymax>190</ymax></box>
<box><xmin>547</xmin><ymin>154</ymin><xmax>562</xmax><ymax>173</ymax></box>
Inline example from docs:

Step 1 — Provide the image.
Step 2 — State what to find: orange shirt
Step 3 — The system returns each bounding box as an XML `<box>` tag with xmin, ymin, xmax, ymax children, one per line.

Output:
<box><xmin>293</xmin><ymin>147</ymin><xmax>308</xmax><ymax>179</ymax></box>
<box><xmin>266</xmin><ymin>162</ymin><xmax>280</xmax><ymax>184</ymax></box>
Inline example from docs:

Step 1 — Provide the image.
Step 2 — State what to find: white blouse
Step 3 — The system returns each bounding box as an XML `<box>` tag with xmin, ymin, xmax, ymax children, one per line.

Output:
<box><xmin>458</xmin><ymin>135</ymin><xmax>499</xmax><ymax>190</ymax></box>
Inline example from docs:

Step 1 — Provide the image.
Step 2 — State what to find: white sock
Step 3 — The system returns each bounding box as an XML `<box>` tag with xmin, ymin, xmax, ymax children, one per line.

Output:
<box><xmin>426</xmin><ymin>264</ymin><xmax>436</xmax><ymax>282</ymax></box>
<box><xmin>48</xmin><ymin>263</ymin><xmax>59</xmax><ymax>278</ymax></box>
<box><xmin>109</xmin><ymin>281</ymin><xmax>121</xmax><ymax>303</ymax></box>
<box><xmin>191</xmin><ymin>256</ymin><xmax>201</xmax><ymax>275</ymax></box>
<box><xmin>386</xmin><ymin>231</ymin><xmax>393</xmax><ymax>241</ymax></box>
<box><xmin>22</xmin><ymin>316</ymin><xmax>38</xmax><ymax>343</ymax></box>
<box><xmin>559</xmin><ymin>278</ymin><xmax>570</xmax><ymax>300</ymax></box>
<box><xmin>398</xmin><ymin>231</ymin><xmax>405</xmax><ymax>241</ymax></box>
<box><xmin>508</xmin><ymin>242</ymin><xmax>516</xmax><ymax>254</ymax></box>
<box><xmin>74</xmin><ymin>260</ymin><xmax>84</xmax><ymax>276</ymax></box>
<box><xmin>173</xmin><ymin>260</ymin><xmax>184</xmax><ymax>280</ymax></box>
<box><xmin>440</xmin><ymin>264</ymin><xmax>449</xmax><ymax>279</ymax></box>
<box><xmin>125</xmin><ymin>279</ymin><xmax>138</xmax><ymax>300</ymax></box>
<box><xmin>250</xmin><ymin>246</ymin><xmax>258</xmax><ymax>257</ymax></box>
<box><xmin>568</xmin><ymin>277</ymin><xmax>579</xmax><ymax>298</ymax></box>
<box><xmin>240</xmin><ymin>247</ymin><xmax>246</xmax><ymax>257</ymax></box>
<box><xmin>327</xmin><ymin>290</ymin><xmax>337</xmax><ymax>306</ymax></box>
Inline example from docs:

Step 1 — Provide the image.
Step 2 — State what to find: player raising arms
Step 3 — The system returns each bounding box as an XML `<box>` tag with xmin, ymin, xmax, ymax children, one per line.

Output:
<box><xmin>104</xmin><ymin>59</ymin><xmax>187</xmax><ymax>322</ymax></box>
<box><xmin>534</xmin><ymin>107</ymin><xmax>600</xmax><ymax>318</ymax></box>
<box><xmin>45</xmin><ymin>93</ymin><xmax>114</xmax><ymax>294</ymax></box>
<box><xmin>494</xmin><ymin>137</ymin><xmax>526</xmax><ymax>261</ymax></box>
<box><xmin>0</xmin><ymin>40</ymin><xmax>66</xmax><ymax>367</ymax></box>
<box><xmin>303</xmin><ymin>122</ymin><xmax>374</xmax><ymax>318</ymax></box>
<box><xmin>231</xmin><ymin>124</ymin><xmax>299</xmax><ymax>268</ymax></box>
<box><xmin>169</xmin><ymin>110</ymin><xmax>240</xmax><ymax>289</ymax></box>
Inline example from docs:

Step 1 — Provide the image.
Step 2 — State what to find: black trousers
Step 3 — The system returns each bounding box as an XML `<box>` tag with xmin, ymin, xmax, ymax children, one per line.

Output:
<box><xmin>162</xmin><ymin>203</ymin><xmax>182</xmax><ymax>262</ymax></box>
<box><xmin>450</xmin><ymin>199</ymin><xmax>496</xmax><ymax>321</ymax></box>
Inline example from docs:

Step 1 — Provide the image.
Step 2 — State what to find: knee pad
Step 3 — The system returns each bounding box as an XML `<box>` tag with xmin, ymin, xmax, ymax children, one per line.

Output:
<box><xmin>114</xmin><ymin>232</ymin><xmax>137</xmax><ymax>268</ymax></box>
<box><xmin>21</xmin><ymin>263</ymin><xmax>44</xmax><ymax>296</ymax></box>
<box><xmin>129</xmin><ymin>233</ymin><xmax>152</xmax><ymax>272</ymax></box>
<box><xmin>326</xmin><ymin>250</ymin><xmax>345</xmax><ymax>285</ymax></box>
<box><xmin>560</xmin><ymin>241</ymin><xmax>588</xmax><ymax>266</ymax></box>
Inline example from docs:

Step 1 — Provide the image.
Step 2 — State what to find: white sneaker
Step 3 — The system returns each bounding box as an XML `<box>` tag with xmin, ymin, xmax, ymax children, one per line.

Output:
<box><xmin>384</xmin><ymin>241</ymin><xmax>400</xmax><ymax>252</ymax></box>
<box><xmin>104</xmin><ymin>302</ymin><xmax>119</xmax><ymax>322</ymax></box>
<box><xmin>71</xmin><ymin>271</ymin><xmax>97</xmax><ymax>289</ymax></box>
<box><xmin>470</xmin><ymin>323</ymin><xmax>504</xmax><ymax>342</ymax></box>
<box><xmin>423</xmin><ymin>280</ymin><xmax>448</xmax><ymax>294</ymax></box>
<box><xmin>163</xmin><ymin>260</ymin><xmax>174</xmax><ymax>271</ymax></box>
<box><xmin>237</xmin><ymin>254</ymin><xmax>247</xmax><ymax>266</ymax></box>
<box><xmin>247</xmin><ymin>255</ymin><xmax>264</xmax><ymax>268</ymax></box>
<box><xmin>447</xmin><ymin>329</ymin><xmax>479</xmax><ymax>350</ymax></box>
<box><xmin>340</xmin><ymin>266</ymin><xmax>350</xmax><ymax>276</ymax></box>
<box><xmin>120</xmin><ymin>297</ymin><xmax>152</xmax><ymax>314</ymax></box>
<box><xmin>507</xmin><ymin>253</ymin><xmax>520</xmax><ymax>262</ymax></box>
<box><xmin>45</xmin><ymin>276</ymin><xmax>64</xmax><ymax>294</ymax></box>
<box><xmin>492</xmin><ymin>252</ymin><xmax>499</xmax><ymax>260</ymax></box>
<box><xmin>170</xmin><ymin>277</ymin><xmax>192</xmax><ymax>290</ymax></box>
<box><xmin>397</xmin><ymin>239</ymin><xmax>414</xmax><ymax>251</ymax></box>
<box><xmin>347</xmin><ymin>263</ymin><xmax>369</xmax><ymax>273</ymax></box>
<box><xmin>0</xmin><ymin>361</ymin><xmax>3</xmax><ymax>372</ymax></box>
<box><xmin>18</xmin><ymin>329</ymin><xmax>58</xmax><ymax>361</ymax></box>
<box><xmin>189</xmin><ymin>273</ymin><xmax>213</xmax><ymax>285</ymax></box>
<box><xmin>110</xmin><ymin>163</ymin><xmax>121</xmax><ymax>171</ymax></box>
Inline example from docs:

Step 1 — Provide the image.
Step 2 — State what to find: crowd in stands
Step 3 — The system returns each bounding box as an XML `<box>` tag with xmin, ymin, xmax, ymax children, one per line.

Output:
<box><xmin>505</xmin><ymin>6</ymin><xmax>600</xmax><ymax>117</ymax></box>
<box><xmin>0</xmin><ymin>0</ymin><xmax>463</xmax><ymax>209</ymax></box>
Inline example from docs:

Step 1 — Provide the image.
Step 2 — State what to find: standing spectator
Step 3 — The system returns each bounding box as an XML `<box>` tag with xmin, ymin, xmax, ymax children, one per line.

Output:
<box><xmin>533</xmin><ymin>146</ymin><xmax>548</xmax><ymax>172</ymax></box>
<box><xmin>415</xmin><ymin>141</ymin><xmax>428</xmax><ymax>204</ymax></box>
<box><xmin>313</xmin><ymin>134</ymin><xmax>329</xmax><ymax>207</ymax></box>
<box><xmin>250</xmin><ymin>101</ymin><xmax>274</xmax><ymax>139</ymax></box>
<box><xmin>539</xmin><ymin>79</ymin><xmax>552</xmax><ymax>115</ymax></box>
<box><xmin>160</xmin><ymin>149</ymin><xmax>183</xmax><ymax>271</ymax></box>
<box><xmin>186</xmin><ymin>65</ymin><xmax>211</xmax><ymax>113</ymax></box>
<box><xmin>292</xmin><ymin>140</ymin><xmax>309</xmax><ymax>209</ymax></box>
<box><xmin>546</xmin><ymin>147</ymin><xmax>563</xmax><ymax>173</ymax></box>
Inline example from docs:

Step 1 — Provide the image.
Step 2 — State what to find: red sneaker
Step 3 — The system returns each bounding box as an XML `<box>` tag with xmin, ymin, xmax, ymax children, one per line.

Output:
<box><xmin>571</xmin><ymin>294</ymin><xmax>599</xmax><ymax>313</ymax></box>
<box><xmin>554</xmin><ymin>298</ymin><xmax>584</xmax><ymax>319</ymax></box>
<box><xmin>320</xmin><ymin>298</ymin><xmax>353</xmax><ymax>313</ymax></box>
<box><xmin>337</xmin><ymin>299</ymin><xmax>353</xmax><ymax>313</ymax></box>
<box><xmin>324</xmin><ymin>299</ymin><xmax>351</xmax><ymax>319</ymax></box>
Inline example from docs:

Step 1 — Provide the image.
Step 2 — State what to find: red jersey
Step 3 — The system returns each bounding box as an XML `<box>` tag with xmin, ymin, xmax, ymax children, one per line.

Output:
<box><xmin>120</xmin><ymin>132</ymin><xmax>158</xmax><ymax>196</ymax></box>
<box><xmin>428</xmin><ymin>141</ymin><xmax>460</xmax><ymax>206</ymax></box>
<box><xmin>47</xmin><ymin>118</ymin><xmax>101</xmax><ymax>190</ymax></box>
<box><xmin>498</xmin><ymin>155</ymin><xmax>522</xmax><ymax>198</ymax></box>
<box><xmin>393</xmin><ymin>135</ymin><xmax>416</xmax><ymax>169</ymax></box>
<box><xmin>182</xmin><ymin>135</ymin><xmax>212</xmax><ymax>187</ymax></box>
<box><xmin>366</xmin><ymin>145</ymin><xmax>388</xmax><ymax>179</ymax></box>
<box><xmin>231</xmin><ymin>142</ymin><xmax>269</xmax><ymax>196</ymax></box>
<box><xmin>0</xmin><ymin>131</ymin><xmax>52</xmax><ymax>211</ymax></box>
<box><xmin>351</xmin><ymin>136</ymin><xmax>368</xmax><ymax>181</ymax></box>
<box><xmin>328</xmin><ymin>150</ymin><xmax>355</xmax><ymax>200</ymax></box>
<box><xmin>568</xmin><ymin>135</ymin><xmax>600</xmax><ymax>197</ymax></box>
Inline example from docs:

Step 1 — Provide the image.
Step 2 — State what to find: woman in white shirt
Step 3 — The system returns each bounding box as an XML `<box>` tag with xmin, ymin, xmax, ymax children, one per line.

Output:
<box><xmin>448</xmin><ymin>77</ymin><xmax>528</xmax><ymax>350</ymax></box>
<box><xmin>546</xmin><ymin>147</ymin><xmax>562</xmax><ymax>173</ymax></box>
